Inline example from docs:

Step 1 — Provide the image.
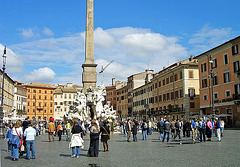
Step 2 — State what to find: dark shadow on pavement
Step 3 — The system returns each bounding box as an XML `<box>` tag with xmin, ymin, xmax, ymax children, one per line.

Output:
<box><xmin>4</xmin><ymin>156</ymin><xmax>12</xmax><ymax>160</ymax></box>
<box><xmin>115</xmin><ymin>140</ymin><xmax>127</xmax><ymax>142</ymax></box>
<box><xmin>59</xmin><ymin>154</ymin><xmax>71</xmax><ymax>157</ymax></box>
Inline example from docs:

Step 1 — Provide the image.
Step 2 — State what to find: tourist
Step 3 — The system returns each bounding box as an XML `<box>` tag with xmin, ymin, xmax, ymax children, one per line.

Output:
<box><xmin>126</xmin><ymin>119</ymin><xmax>132</xmax><ymax>142</ymax></box>
<box><xmin>141</xmin><ymin>119</ymin><xmax>148</xmax><ymax>140</ymax></box>
<box><xmin>220</xmin><ymin>119</ymin><xmax>225</xmax><ymax>137</ymax></box>
<box><xmin>174</xmin><ymin>120</ymin><xmax>181</xmax><ymax>140</ymax></box>
<box><xmin>185</xmin><ymin>120</ymin><xmax>191</xmax><ymax>137</ymax></box>
<box><xmin>206</xmin><ymin>119</ymin><xmax>212</xmax><ymax>141</ymax></box>
<box><xmin>215</xmin><ymin>118</ymin><xmax>221</xmax><ymax>142</ymax></box>
<box><xmin>171</xmin><ymin>120</ymin><xmax>176</xmax><ymax>138</ymax></box>
<box><xmin>88</xmin><ymin>120</ymin><xmax>100</xmax><ymax>157</ymax></box>
<box><xmin>132</xmin><ymin>120</ymin><xmax>139</xmax><ymax>142</ymax></box>
<box><xmin>148</xmin><ymin>120</ymin><xmax>152</xmax><ymax>135</ymax></box>
<box><xmin>35</xmin><ymin>122</ymin><xmax>39</xmax><ymax>136</ymax></box>
<box><xmin>4</xmin><ymin>125</ymin><xmax>12</xmax><ymax>152</ymax></box>
<box><xmin>69</xmin><ymin>119</ymin><xmax>84</xmax><ymax>158</ymax></box>
<box><xmin>66</xmin><ymin>121</ymin><xmax>71</xmax><ymax>141</ymax></box>
<box><xmin>11</xmin><ymin>120</ymin><xmax>23</xmax><ymax>161</ymax></box>
<box><xmin>22</xmin><ymin>118</ymin><xmax>30</xmax><ymax>133</ymax></box>
<box><xmin>211</xmin><ymin>119</ymin><xmax>214</xmax><ymax>135</ymax></box>
<box><xmin>191</xmin><ymin>118</ymin><xmax>197</xmax><ymax>141</ymax></box>
<box><xmin>100</xmin><ymin>121</ymin><xmax>110</xmax><ymax>151</ymax></box>
<box><xmin>158</xmin><ymin>118</ymin><xmax>164</xmax><ymax>141</ymax></box>
<box><xmin>198</xmin><ymin>118</ymin><xmax>206</xmax><ymax>142</ymax></box>
<box><xmin>57</xmin><ymin>122</ymin><xmax>63</xmax><ymax>141</ymax></box>
<box><xmin>123</xmin><ymin>122</ymin><xmax>127</xmax><ymax>137</ymax></box>
<box><xmin>162</xmin><ymin>118</ymin><xmax>171</xmax><ymax>142</ymax></box>
<box><xmin>62</xmin><ymin>121</ymin><xmax>65</xmax><ymax>135</ymax></box>
<box><xmin>24</xmin><ymin>122</ymin><xmax>36</xmax><ymax>160</ymax></box>
<box><xmin>47</xmin><ymin>119</ymin><xmax>55</xmax><ymax>142</ymax></box>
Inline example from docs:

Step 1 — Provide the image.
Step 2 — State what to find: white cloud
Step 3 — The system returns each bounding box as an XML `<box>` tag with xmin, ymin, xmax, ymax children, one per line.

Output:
<box><xmin>189</xmin><ymin>24</ymin><xmax>234</xmax><ymax>54</ymax></box>
<box><xmin>0</xmin><ymin>44</ymin><xmax>24</xmax><ymax>75</ymax></box>
<box><xmin>24</xmin><ymin>67</ymin><xmax>56</xmax><ymax>83</ymax></box>
<box><xmin>8</xmin><ymin>27</ymin><xmax>188</xmax><ymax>85</ymax></box>
<box><xmin>19</xmin><ymin>28</ymin><xmax>40</xmax><ymax>39</ymax></box>
<box><xmin>43</xmin><ymin>27</ymin><xmax>54</xmax><ymax>36</ymax></box>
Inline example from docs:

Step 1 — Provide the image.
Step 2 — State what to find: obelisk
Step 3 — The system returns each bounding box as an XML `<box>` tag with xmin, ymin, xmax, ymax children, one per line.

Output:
<box><xmin>82</xmin><ymin>0</ymin><xmax>97</xmax><ymax>88</ymax></box>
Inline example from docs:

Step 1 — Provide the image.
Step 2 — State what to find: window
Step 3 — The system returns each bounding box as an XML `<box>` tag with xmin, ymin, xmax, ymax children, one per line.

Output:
<box><xmin>167</xmin><ymin>93</ymin><xmax>170</xmax><ymax>100</ymax></box>
<box><xmin>225</xmin><ymin>90</ymin><xmax>231</xmax><ymax>97</ymax></box>
<box><xmin>188</xmin><ymin>88</ymin><xmax>195</xmax><ymax>97</ymax></box>
<box><xmin>180</xmin><ymin>89</ymin><xmax>183</xmax><ymax>98</ymax></box>
<box><xmin>175</xmin><ymin>90</ymin><xmax>178</xmax><ymax>99</ymax></box>
<box><xmin>45</xmin><ymin>90</ymin><xmax>47</xmax><ymax>93</ymax></box>
<box><xmin>33</xmin><ymin>89</ymin><xmax>36</xmax><ymax>93</ymax></box>
<box><xmin>212</xmin><ymin>59</ymin><xmax>217</xmax><ymax>68</ymax></box>
<box><xmin>39</xmin><ymin>90</ymin><xmax>41</xmax><ymax>93</ymax></box>
<box><xmin>190</xmin><ymin>102</ymin><xmax>195</xmax><ymax>108</ymax></box>
<box><xmin>213</xmin><ymin>75</ymin><xmax>218</xmax><ymax>86</ymax></box>
<box><xmin>171</xmin><ymin>92</ymin><xmax>174</xmax><ymax>100</ymax></box>
<box><xmin>233</xmin><ymin>61</ymin><xmax>240</xmax><ymax>72</ymax></box>
<box><xmin>159</xmin><ymin>81</ymin><xmax>161</xmax><ymax>87</ymax></box>
<box><xmin>202</xmin><ymin>78</ymin><xmax>208</xmax><ymax>88</ymax></box>
<box><xmin>166</xmin><ymin>78</ymin><xmax>169</xmax><ymax>84</ymax></box>
<box><xmin>232</xmin><ymin>44</ymin><xmax>239</xmax><ymax>55</ymax></box>
<box><xmin>201</xmin><ymin>63</ymin><xmax>207</xmax><ymax>72</ymax></box>
<box><xmin>159</xmin><ymin>95</ymin><xmax>162</xmax><ymax>102</ymax></box>
<box><xmin>163</xmin><ymin>94</ymin><xmax>166</xmax><ymax>101</ymax></box>
<box><xmin>224</xmin><ymin>72</ymin><xmax>230</xmax><ymax>83</ymax></box>
<box><xmin>163</xmin><ymin>79</ymin><xmax>165</xmax><ymax>86</ymax></box>
<box><xmin>213</xmin><ymin>92</ymin><xmax>218</xmax><ymax>99</ymax></box>
<box><xmin>180</xmin><ymin>71</ymin><xmax>183</xmax><ymax>79</ymax></box>
<box><xmin>189</xmin><ymin>70</ymin><xmax>194</xmax><ymax>78</ymax></box>
<box><xmin>170</xmin><ymin>76</ymin><xmax>173</xmax><ymax>83</ymax></box>
<box><xmin>39</xmin><ymin>95</ymin><xmax>41</xmax><ymax>99</ymax></box>
<box><xmin>224</xmin><ymin>54</ymin><xmax>229</xmax><ymax>65</ymax></box>
<box><xmin>175</xmin><ymin>74</ymin><xmax>178</xmax><ymax>81</ymax></box>
<box><xmin>203</xmin><ymin>94</ymin><xmax>208</xmax><ymax>101</ymax></box>
<box><xmin>155</xmin><ymin>83</ymin><xmax>157</xmax><ymax>89</ymax></box>
<box><xmin>235</xmin><ymin>84</ymin><xmax>240</xmax><ymax>94</ymax></box>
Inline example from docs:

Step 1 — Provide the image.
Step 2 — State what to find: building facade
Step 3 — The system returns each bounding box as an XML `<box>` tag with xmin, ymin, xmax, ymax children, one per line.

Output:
<box><xmin>23</xmin><ymin>83</ymin><xmax>56</xmax><ymax>121</ymax></box>
<box><xmin>0</xmin><ymin>70</ymin><xmax>15</xmax><ymax>117</ymax></box>
<box><xmin>196</xmin><ymin>36</ymin><xmax>240</xmax><ymax>127</ymax></box>
<box><xmin>116</xmin><ymin>85</ymin><xmax>128</xmax><ymax>119</ymax></box>
<box><xmin>54</xmin><ymin>83</ymin><xmax>80</xmax><ymax>119</ymax></box>
<box><xmin>13</xmin><ymin>82</ymin><xmax>27</xmax><ymax>118</ymax></box>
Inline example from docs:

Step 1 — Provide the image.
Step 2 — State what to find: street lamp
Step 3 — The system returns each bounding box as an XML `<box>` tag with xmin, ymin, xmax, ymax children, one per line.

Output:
<box><xmin>209</xmin><ymin>56</ymin><xmax>215</xmax><ymax>119</ymax></box>
<box><xmin>0</xmin><ymin>46</ymin><xmax>7</xmax><ymax>138</ymax></box>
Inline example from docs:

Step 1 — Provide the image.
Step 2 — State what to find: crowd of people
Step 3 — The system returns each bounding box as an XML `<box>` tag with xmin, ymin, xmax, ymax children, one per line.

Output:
<box><xmin>119</xmin><ymin>117</ymin><xmax>225</xmax><ymax>143</ymax></box>
<box><xmin>3</xmin><ymin>116</ymin><xmax>225</xmax><ymax>161</ymax></box>
<box><xmin>3</xmin><ymin>117</ymin><xmax>111</xmax><ymax>161</ymax></box>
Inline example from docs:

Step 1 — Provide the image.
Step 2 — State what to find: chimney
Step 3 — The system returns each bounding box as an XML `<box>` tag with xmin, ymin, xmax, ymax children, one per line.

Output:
<box><xmin>112</xmin><ymin>78</ymin><xmax>116</xmax><ymax>86</ymax></box>
<box><xmin>190</xmin><ymin>55</ymin><xmax>194</xmax><ymax>61</ymax></box>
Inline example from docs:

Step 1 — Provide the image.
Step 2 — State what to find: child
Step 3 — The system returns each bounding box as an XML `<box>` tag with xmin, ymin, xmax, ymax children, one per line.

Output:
<box><xmin>4</xmin><ymin>125</ymin><xmax>12</xmax><ymax>152</ymax></box>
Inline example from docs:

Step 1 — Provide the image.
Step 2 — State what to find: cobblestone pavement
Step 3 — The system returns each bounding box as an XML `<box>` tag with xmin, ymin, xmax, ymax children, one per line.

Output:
<box><xmin>1</xmin><ymin>130</ymin><xmax>240</xmax><ymax>167</ymax></box>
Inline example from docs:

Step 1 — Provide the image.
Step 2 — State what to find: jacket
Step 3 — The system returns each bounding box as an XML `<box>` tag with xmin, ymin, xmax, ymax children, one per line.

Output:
<box><xmin>47</xmin><ymin>122</ymin><xmax>55</xmax><ymax>132</ymax></box>
<box><xmin>163</xmin><ymin>121</ymin><xmax>171</xmax><ymax>132</ymax></box>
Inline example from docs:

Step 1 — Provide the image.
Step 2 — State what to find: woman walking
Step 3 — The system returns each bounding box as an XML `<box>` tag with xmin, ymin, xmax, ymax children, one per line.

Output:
<box><xmin>11</xmin><ymin>120</ymin><xmax>23</xmax><ymax>161</ymax></box>
<box><xmin>69</xmin><ymin>119</ymin><xmax>84</xmax><ymax>158</ymax></box>
<box><xmin>88</xmin><ymin>120</ymin><xmax>100</xmax><ymax>157</ymax></box>
<box><xmin>100</xmin><ymin>121</ymin><xmax>110</xmax><ymax>152</ymax></box>
<box><xmin>57</xmin><ymin>122</ymin><xmax>63</xmax><ymax>141</ymax></box>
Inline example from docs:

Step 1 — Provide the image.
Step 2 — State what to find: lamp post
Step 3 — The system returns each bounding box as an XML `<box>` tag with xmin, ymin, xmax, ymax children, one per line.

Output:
<box><xmin>0</xmin><ymin>46</ymin><xmax>7</xmax><ymax>138</ymax></box>
<box><xmin>209</xmin><ymin>57</ymin><xmax>215</xmax><ymax>119</ymax></box>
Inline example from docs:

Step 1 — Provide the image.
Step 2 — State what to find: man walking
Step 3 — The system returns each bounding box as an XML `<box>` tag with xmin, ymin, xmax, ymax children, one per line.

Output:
<box><xmin>215</xmin><ymin>118</ymin><xmax>221</xmax><ymax>142</ymax></box>
<box><xmin>162</xmin><ymin>119</ymin><xmax>171</xmax><ymax>142</ymax></box>
<box><xmin>47</xmin><ymin>119</ymin><xmax>55</xmax><ymax>142</ymax></box>
<box><xmin>24</xmin><ymin>123</ymin><xmax>36</xmax><ymax>160</ymax></box>
<box><xmin>191</xmin><ymin>118</ymin><xmax>197</xmax><ymax>142</ymax></box>
<box><xmin>158</xmin><ymin>118</ymin><xmax>164</xmax><ymax>141</ymax></box>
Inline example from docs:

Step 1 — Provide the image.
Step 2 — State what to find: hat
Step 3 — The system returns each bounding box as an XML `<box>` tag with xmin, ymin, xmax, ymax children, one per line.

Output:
<box><xmin>91</xmin><ymin>120</ymin><xmax>96</xmax><ymax>124</ymax></box>
<box><xmin>215</xmin><ymin>117</ymin><xmax>218</xmax><ymax>120</ymax></box>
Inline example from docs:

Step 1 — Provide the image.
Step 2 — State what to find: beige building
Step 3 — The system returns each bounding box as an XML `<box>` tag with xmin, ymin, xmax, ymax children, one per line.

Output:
<box><xmin>13</xmin><ymin>82</ymin><xmax>27</xmax><ymax>118</ymax></box>
<box><xmin>116</xmin><ymin>85</ymin><xmax>128</xmax><ymax>119</ymax></box>
<box><xmin>54</xmin><ymin>83</ymin><xmax>81</xmax><ymax>119</ymax></box>
<box><xmin>151</xmin><ymin>57</ymin><xmax>200</xmax><ymax>121</ymax></box>
<box><xmin>133</xmin><ymin>81</ymin><xmax>153</xmax><ymax>120</ymax></box>
<box><xmin>0</xmin><ymin>70</ymin><xmax>15</xmax><ymax>117</ymax></box>
<box><xmin>127</xmin><ymin>70</ymin><xmax>154</xmax><ymax>118</ymax></box>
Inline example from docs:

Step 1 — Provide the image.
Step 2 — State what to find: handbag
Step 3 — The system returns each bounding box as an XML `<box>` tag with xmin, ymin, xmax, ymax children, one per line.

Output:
<box><xmin>15</xmin><ymin>128</ymin><xmax>23</xmax><ymax>149</ymax></box>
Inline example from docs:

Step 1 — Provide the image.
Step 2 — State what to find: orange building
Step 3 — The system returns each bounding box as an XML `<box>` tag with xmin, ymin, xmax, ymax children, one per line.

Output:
<box><xmin>196</xmin><ymin>36</ymin><xmax>240</xmax><ymax>127</ymax></box>
<box><xmin>23</xmin><ymin>83</ymin><xmax>56</xmax><ymax>121</ymax></box>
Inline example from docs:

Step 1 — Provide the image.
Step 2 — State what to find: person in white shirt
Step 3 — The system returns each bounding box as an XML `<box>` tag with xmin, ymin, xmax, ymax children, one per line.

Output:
<box><xmin>11</xmin><ymin>120</ymin><xmax>23</xmax><ymax>161</ymax></box>
<box><xmin>24</xmin><ymin>123</ymin><xmax>36</xmax><ymax>160</ymax></box>
<box><xmin>220</xmin><ymin>119</ymin><xmax>225</xmax><ymax>137</ymax></box>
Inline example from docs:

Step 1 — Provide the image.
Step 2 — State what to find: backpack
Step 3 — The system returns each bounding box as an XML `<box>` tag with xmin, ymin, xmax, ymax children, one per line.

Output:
<box><xmin>143</xmin><ymin>122</ymin><xmax>147</xmax><ymax>129</ymax></box>
<box><xmin>175</xmin><ymin>122</ymin><xmax>179</xmax><ymax>128</ymax></box>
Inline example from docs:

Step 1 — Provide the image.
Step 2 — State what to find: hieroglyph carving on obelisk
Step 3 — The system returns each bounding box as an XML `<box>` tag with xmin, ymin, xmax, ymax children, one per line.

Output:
<box><xmin>82</xmin><ymin>0</ymin><xmax>97</xmax><ymax>88</ymax></box>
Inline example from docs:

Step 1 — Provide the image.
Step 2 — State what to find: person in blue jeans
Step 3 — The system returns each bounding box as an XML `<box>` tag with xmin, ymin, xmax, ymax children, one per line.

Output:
<box><xmin>163</xmin><ymin>119</ymin><xmax>171</xmax><ymax>142</ymax></box>
<box><xmin>141</xmin><ymin>119</ymin><xmax>148</xmax><ymax>140</ymax></box>
<box><xmin>4</xmin><ymin>125</ymin><xmax>12</xmax><ymax>152</ymax></box>
<box><xmin>158</xmin><ymin>118</ymin><xmax>164</xmax><ymax>141</ymax></box>
<box><xmin>24</xmin><ymin>122</ymin><xmax>36</xmax><ymax>160</ymax></box>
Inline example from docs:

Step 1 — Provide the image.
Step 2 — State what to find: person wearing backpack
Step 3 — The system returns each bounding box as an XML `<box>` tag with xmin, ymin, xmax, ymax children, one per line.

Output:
<box><xmin>141</xmin><ymin>119</ymin><xmax>148</xmax><ymax>140</ymax></box>
<box><xmin>198</xmin><ymin>118</ymin><xmax>206</xmax><ymax>142</ymax></box>
<box><xmin>174</xmin><ymin>120</ymin><xmax>181</xmax><ymax>140</ymax></box>
<box><xmin>158</xmin><ymin>118</ymin><xmax>164</xmax><ymax>141</ymax></box>
<box><xmin>162</xmin><ymin>118</ymin><xmax>171</xmax><ymax>142</ymax></box>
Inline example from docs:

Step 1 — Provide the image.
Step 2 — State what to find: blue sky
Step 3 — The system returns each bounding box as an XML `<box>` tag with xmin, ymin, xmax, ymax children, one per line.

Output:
<box><xmin>0</xmin><ymin>0</ymin><xmax>239</xmax><ymax>86</ymax></box>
